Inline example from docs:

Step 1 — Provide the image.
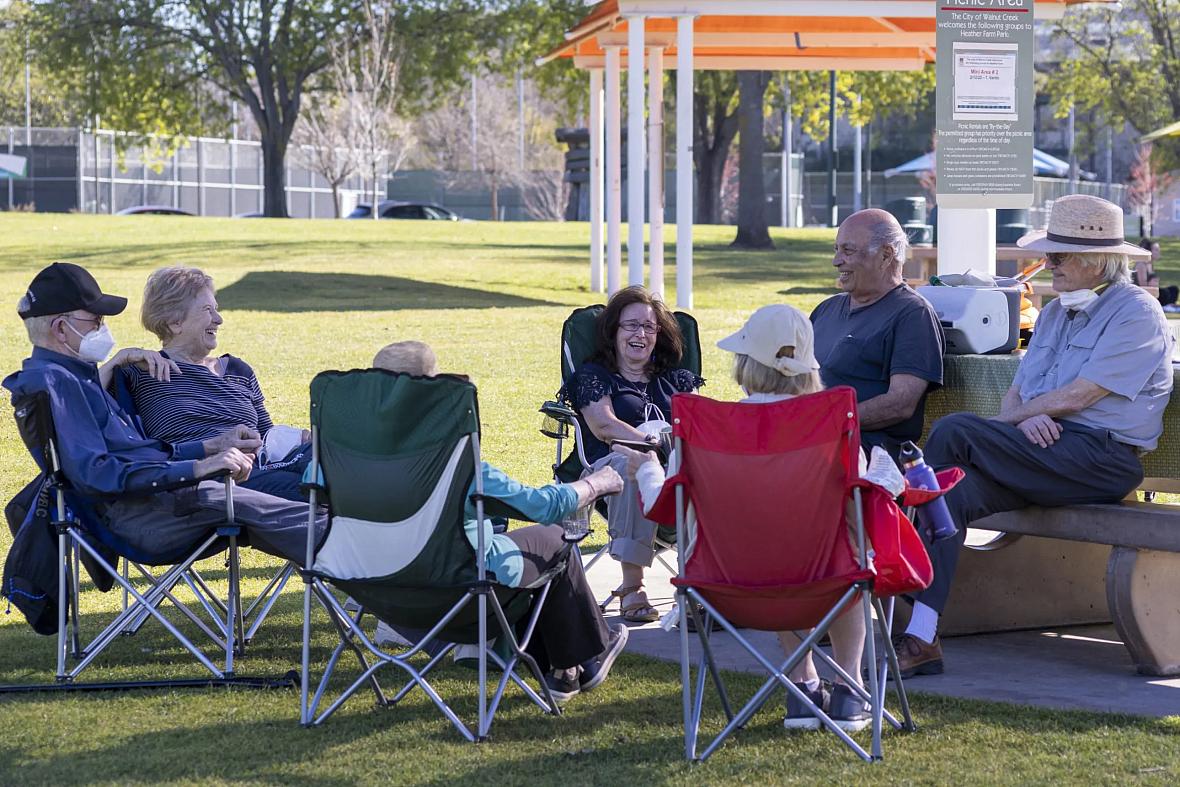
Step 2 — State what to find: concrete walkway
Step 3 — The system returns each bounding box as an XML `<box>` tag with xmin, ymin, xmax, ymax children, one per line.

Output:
<box><xmin>584</xmin><ymin>555</ymin><xmax>1180</xmax><ymax>718</ymax></box>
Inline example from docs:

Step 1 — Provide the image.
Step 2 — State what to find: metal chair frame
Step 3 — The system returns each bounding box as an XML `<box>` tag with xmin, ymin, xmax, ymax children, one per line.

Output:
<box><xmin>539</xmin><ymin>401</ymin><xmax>678</xmax><ymax>601</ymax></box>
<box><xmin>671</xmin><ymin>423</ymin><xmax>917</xmax><ymax>762</ymax></box>
<box><xmin>299</xmin><ymin>427</ymin><xmax>562</xmax><ymax>742</ymax></box>
<box><xmin>1</xmin><ymin>434</ymin><xmax>289</xmax><ymax>694</ymax></box>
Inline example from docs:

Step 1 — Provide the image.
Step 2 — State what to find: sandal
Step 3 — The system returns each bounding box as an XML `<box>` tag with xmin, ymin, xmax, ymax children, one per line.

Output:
<box><xmin>609</xmin><ymin>585</ymin><xmax>659</xmax><ymax>624</ymax></box>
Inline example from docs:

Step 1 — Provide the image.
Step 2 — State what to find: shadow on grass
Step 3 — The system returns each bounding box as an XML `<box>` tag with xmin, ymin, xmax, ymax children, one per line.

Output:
<box><xmin>216</xmin><ymin>271</ymin><xmax>559</xmax><ymax>312</ymax></box>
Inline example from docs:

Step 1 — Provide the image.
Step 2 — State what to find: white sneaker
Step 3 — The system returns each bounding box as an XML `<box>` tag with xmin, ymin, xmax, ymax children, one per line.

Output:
<box><xmin>375</xmin><ymin>620</ymin><xmax>413</xmax><ymax>648</ymax></box>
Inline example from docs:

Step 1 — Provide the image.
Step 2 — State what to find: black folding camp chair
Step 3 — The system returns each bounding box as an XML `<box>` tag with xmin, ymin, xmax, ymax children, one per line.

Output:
<box><xmin>538</xmin><ymin>304</ymin><xmax>702</xmax><ymax>600</ymax></box>
<box><xmin>299</xmin><ymin>369</ymin><xmax>563</xmax><ymax>741</ymax></box>
<box><xmin>3</xmin><ymin>392</ymin><xmax>281</xmax><ymax>692</ymax></box>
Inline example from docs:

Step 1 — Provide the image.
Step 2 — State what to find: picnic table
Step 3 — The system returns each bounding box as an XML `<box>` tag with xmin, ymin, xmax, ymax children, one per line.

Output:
<box><xmin>905</xmin><ymin>245</ymin><xmax>1047</xmax><ymax>281</ymax></box>
<box><xmin>919</xmin><ymin>353</ymin><xmax>1180</xmax><ymax>675</ymax></box>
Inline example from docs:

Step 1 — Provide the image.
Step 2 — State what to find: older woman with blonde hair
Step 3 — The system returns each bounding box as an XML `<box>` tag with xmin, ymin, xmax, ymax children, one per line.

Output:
<box><xmin>614</xmin><ymin>304</ymin><xmax>873</xmax><ymax>733</ymax></box>
<box><xmin>114</xmin><ymin>266</ymin><xmax>310</xmax><ymax>501</ymax></box>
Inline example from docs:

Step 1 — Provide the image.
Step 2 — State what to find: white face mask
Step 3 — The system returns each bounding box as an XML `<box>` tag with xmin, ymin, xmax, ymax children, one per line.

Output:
<box><xmin>63</xmin><ymin>320</ymin><xmax>117</xmax><ymax>363</ymax></box>
<box><xmin>1057</xmin><ymin>288</ymin><xmax>1100</xmax><ymax>312</ymax></box>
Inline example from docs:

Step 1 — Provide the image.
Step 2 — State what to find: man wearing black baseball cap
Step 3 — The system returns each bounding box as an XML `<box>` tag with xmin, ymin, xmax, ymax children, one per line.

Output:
<box><xmin>5</xmin><ymin>262</ymin><xmax>323</xmax><ymax>565</ymax></box>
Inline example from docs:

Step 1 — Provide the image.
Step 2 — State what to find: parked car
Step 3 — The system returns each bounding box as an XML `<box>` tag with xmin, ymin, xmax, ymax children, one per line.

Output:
<box><xmin>115</xmin><ymin>205</ymin><xmax>194</xmax><ymax>216</ymax></box>
<box><xmin>347</xmin><ymin>201</ymin><xmax>463</xmax><ymax>221</ymax></box>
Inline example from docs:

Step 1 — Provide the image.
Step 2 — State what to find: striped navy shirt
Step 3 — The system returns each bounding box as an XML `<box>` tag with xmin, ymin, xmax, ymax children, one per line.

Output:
<box><xmin>120</xmin><ymin>353</ymin><xmax>274</xmax><ymax>445</ymax></box>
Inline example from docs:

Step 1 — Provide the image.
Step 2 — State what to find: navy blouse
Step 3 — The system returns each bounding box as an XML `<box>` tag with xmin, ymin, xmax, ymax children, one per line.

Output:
<box><xmin>561</xmin><ymin>361</ymin><xmax>703</xmax><ymax>464</ymax></box>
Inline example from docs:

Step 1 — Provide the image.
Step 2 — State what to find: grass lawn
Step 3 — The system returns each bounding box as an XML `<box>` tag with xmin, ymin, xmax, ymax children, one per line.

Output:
<box><xmin>0</xmin><ymin>214</ymin><xmax>1177</xmax><ymax>785</ymax></box>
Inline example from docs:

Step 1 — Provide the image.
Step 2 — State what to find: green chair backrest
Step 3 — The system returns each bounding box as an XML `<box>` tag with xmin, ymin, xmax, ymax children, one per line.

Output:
<box><xmin>559</xmin><ymin>304</ymin><xmax>702</xmax><ymax>386</ymax></box>
<box><xmin>308</xmin><ymin>369</ymin><xmax>480</xmax><ymax>588</ymax></box>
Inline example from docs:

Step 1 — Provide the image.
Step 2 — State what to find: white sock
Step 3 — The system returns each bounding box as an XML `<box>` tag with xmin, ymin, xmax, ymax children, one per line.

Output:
<box><xmin>803</xmin><ymin>678</ymin><xmax>821</xmax><ymax>692</ymax></box>
<box><xmin>905</xmin><ymin>602</ymin><xmax>939</xmax><ymax>644</ymax></box>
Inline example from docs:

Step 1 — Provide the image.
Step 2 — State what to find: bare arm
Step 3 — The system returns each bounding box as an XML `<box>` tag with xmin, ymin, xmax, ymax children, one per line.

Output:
<box><xmin>98</xmin><ymin>348</ymin><xmax>181</xmax><ymax>390</ymax></box>
<box><xmin>581</xmin><ymin>396</ymin><xmax>655</xmax><ymax>444</ymax></box>
<box><xmin>857</xmin><ymin>374</ymin><xmax>930</xmax><ymax>431</ymax></box>
<box><xmin>992</xmin><ymin>377</ymin><xmax>1110</xmax><ymax>425</ymax></box>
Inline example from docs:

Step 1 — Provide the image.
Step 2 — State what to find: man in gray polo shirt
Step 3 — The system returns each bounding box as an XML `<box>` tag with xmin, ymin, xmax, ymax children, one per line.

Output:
<box><xmin>895</xmin><ymin>195</ymin><xmax>1174</xmax><ymax>677</ymax></box>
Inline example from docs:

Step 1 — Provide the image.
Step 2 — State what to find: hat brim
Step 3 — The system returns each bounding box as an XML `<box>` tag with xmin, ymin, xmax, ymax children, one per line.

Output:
<box><xmin>86</xmin><ymin>293</ymin><xmax>128</xmax><ymax>316</ymax></box>
<box><xmin>716</xmin><ymin>329</ymin><xmax>748</xmax><ymax>355</ymax></box>
<box><xmin>1016</xmin><ymin>230</ymin><xmax>1151</xmax><ymax>260</ymax></box>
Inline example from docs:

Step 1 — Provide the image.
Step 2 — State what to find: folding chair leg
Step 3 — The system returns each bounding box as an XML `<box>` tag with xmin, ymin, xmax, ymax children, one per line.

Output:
<box><xmin>66</xmin><ymin>534</ymin><xmax>226</xmax><ymax>680</ymax></box>
<box><xmin>874</xmin><ymin>596</ymin><xmax>916</xmax><ymax>732</ymax></box>
<box><xmin>224</xmin><ymin>539</ymin><xmax>239</xmax><ymax>675</ymax></box>
<box><xmin>56</xmin><ymin>530</ymin><xmax>68</xmax><ymax>681</ymax></box>
<box><xmin>862</xmin><ymin>589</ymin><xmax>883</xmax><ymax>761</ymax></box>
<box><xmin>243</xmin><ymin>562</ymin><xmax>295</xmax><ymax>643</ymax></box>
<box><xmin>678</xmin><ymin>590</ymin><xmax>697</xmax><ymax>760</ymax></box>
<box><xmin>69</xmin><ymin>543</ymin><xmax>82</xmax><ymax>658</ymax></box>
<box><xmin>687</xmin><ymin>601</ymin><xmax>733</xmax><ymax>723</ymax></box>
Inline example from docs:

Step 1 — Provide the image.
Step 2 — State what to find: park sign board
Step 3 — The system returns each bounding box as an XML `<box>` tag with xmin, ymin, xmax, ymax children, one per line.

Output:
<box><xmin>936</xmin><ymin>0</ymin><xmax>1034</xmax><ymax>209</ymax></box>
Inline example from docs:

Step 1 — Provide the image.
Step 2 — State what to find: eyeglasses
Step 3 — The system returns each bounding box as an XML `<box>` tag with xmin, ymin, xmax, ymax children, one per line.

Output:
<box><xmin>1046</xmin><ymin>252</ymin><xmax>1073</xmax><ymax>265</ymax></box>
<box><xmin>60</xmin><ymin>314</ymin><xmax>103</xmax><ymax>328</ymax></box>
<box><xmin>619</xmin><ymin>320</ymin><xmax>660</xmax><ymax>334</ymax></box>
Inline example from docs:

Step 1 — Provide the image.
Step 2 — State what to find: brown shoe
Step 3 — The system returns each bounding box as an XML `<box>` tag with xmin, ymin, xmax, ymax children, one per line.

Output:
<box><xmin>893</xmin><ymin>633</ymin><xmax>944</xmax><ymax>678</ymax></box>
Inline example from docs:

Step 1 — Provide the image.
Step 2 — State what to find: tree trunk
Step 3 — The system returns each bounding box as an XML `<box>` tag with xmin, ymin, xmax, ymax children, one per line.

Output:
<box><xmin>490</xmin><ymin>171</ymin><xmax>500</xmax><ymax>221</ymax></box>
<box><xmin>260</xmin><ymin>132</ymin><xmax>290</xmax><ymax>218</ymax></box>
<box><xmin>330</xmin><ymin>183</ymin><xmax>341</xmax><ymax>218</ymax></box>
<box><xmin>732</xmin><ymin>72</ymin><xmax>774</xmax><ymax>249</ymax></box>
<box><xmin>693</xmin><ymin>82</ymin><xmax>740</xmax><ymax>225</ymax></box>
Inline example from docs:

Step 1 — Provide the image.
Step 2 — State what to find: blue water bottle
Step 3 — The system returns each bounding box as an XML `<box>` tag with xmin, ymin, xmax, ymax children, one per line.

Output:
<box><xmin>898</xmin><ymin>441</ymin><xmax>958</xmax><ymax>542</ymax></box>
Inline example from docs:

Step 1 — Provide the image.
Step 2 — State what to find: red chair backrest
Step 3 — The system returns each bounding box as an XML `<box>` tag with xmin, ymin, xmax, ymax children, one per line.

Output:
<box><xmin>671</xmin><ymin>388</ymin><xmax>863</xmax><ymax>589</ymax></box>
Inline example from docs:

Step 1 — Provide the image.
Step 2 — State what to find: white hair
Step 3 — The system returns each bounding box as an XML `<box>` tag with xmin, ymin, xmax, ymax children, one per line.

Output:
<box><xmin>22</xmin><ymin>313</ymin><xmax>58</xmax><ymax>345</ymax></box>
<box><xmin>1060</xmin><ymin>252</ymin><xmax>1131</xmax><ymax>285</ymax></box>
<box><xmin>868</xmin><ymin>219</ymin><xmax>909</xmax><ymax>267</ymax></box>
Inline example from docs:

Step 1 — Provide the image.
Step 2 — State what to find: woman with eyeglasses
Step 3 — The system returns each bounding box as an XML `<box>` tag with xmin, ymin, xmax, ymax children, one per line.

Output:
<box><xmin>560</xmin><ymin>285</ymin><xmax>703</xmax><ymax>623</ymax></box>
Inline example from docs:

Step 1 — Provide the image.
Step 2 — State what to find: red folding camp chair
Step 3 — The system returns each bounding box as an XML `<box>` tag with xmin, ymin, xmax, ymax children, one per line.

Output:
<box><xmin>645</xmin><ymin>388</ymin><xmax>928</xmax><ymax>762</ymax></box>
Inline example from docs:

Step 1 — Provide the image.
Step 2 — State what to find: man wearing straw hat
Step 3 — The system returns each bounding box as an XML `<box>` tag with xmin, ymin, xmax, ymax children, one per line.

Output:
<box><xmin>895</xmin><ymin>195</ymin><xmax>1174</xmax><ymax>678</ymax></box>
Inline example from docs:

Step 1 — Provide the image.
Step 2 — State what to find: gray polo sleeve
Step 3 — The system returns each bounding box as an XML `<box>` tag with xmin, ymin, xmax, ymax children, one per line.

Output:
<box><xmin>1078</xmin><ymin>303</ymin><xmax>1170</xmax><ymax>400</ymax></box>
<box><xmin>888</xmin><ymin>302</ymin><xmax>944</xmax><ymax>387</ymax></box>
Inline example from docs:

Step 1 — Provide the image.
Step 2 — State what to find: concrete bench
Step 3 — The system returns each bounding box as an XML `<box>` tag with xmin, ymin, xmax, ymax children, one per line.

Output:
<box><xmin>922</xmin><ymin>354</ymin><xmax>1180</xmax><ymax>676</ymax></box>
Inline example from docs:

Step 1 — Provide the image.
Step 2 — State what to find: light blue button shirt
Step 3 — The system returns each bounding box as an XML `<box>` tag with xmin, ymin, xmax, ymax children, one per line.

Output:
<box><xmin>1013</xmin><ymin>282</ymin><xmax>1173</xmax><ymax>449</ymax></box>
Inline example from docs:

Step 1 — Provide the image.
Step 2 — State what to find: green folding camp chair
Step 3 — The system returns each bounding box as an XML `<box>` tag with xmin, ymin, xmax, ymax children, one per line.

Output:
<box><xmin>299</xmin><ymin>369</ymin><xmax>562</xmax><ymax>741</ymax></box>
<box><xmin>538</xmin><ymin>304</ymin><xmax>702</xmax><ymax>591</ymax></box>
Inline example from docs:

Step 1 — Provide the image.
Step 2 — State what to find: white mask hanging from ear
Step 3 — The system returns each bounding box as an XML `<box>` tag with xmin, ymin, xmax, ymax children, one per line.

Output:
<box><xmin>1057</xmin><ymin>288</ymin><xmax>1100</xmax><ymax>312</ymax></box>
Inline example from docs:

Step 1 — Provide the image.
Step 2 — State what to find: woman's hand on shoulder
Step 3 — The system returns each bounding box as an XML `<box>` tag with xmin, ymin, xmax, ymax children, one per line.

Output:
<box><xmin>111</xmin><ymin>348</ymin><xmax>181</xmax><ymax>382</ymax></box>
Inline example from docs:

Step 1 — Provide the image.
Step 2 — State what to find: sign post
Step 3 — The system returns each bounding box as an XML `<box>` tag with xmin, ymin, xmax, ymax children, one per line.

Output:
<box><xmin>935</xmin><ymin>0</ymin><xmax>1035</xmax><ymax>275</ymax></box>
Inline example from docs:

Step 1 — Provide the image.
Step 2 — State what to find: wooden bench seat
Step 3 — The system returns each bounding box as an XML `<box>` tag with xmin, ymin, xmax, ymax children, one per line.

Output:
<box><xmin>972</xmin><ymin>504</ymin><xmax>1180</xmax><ymax>676</ymax></box>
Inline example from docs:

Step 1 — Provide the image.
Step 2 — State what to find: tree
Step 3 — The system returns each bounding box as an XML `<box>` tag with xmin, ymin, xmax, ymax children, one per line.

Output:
<box><xmin>731</xmin><ymin>71</ymin><xmax>773</xmax><ymax>249</ymax></box>
<box><xmin>693</xmin><ymin>72</ymin><xmax>739</xmax><ymax>225</ymax></box>
<box><xmin>293</xmin><ymin>93</ymin><xmax>359</xmax><ymax>219</ymax></box>
<box><xmin>0</xmin><ymin>2</ymin><xmax>78</xmax><ymax>128</ymax></box>
<box><xmin>1046</xmin><ymin>1</ymin><xmax>1180</xmax><ymax>169</ymax></box>
<box><xmin>32</xmin><ymin>1</ymin><xmax>538</xmax><ymax>218</ymax></box>
<box><xmin>33</xmin><ymin>1</ymin><xmax>357</xmax><ymax>217</ymax></box>
<box><xmin>1126</xmin><ymin>143</ymin><xmax>1173</xmax><ymax>236</ymax></box>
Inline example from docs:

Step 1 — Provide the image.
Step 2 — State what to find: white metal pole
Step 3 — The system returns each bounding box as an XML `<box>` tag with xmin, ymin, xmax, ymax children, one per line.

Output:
<box><xmin>470</xmin><ymin>73</ymin><xmax>478</xmax><ymax>172</ymax></box>
<box><xmin>197</xmin><ymin>137</ymin><xmax>205</xmax><ymax>216</ymax></box>
<box><xmin>853</xmin><ymin>96</ymin><xmax>863</xmax><ymax>214</ymax></box>
<box><xmin>517</xmin><ymin>68</ymin><xmax>526</xmax><ymax>172</ymax></box>
<box><xmin>24</xmin><ymin>30</ymin><xmax>31</xmax><ymax>146</ymax></box>
<box><xmin>782</xmin><ymin>76</ymin><xmax>791</xmax><ymax>228</ymax></box>
<box><xmin>108</xmin><ymin>132</ymin><xmax>115</xmax><ymax>215</ymax></box>
<box><xmin>647</xmin><ymin>45</ymin><xmax>665</xmax><ymax>299</ymax></box>
<box><xmin>590</xmin><ymin>68</ymin><xmax>605</xmax><ymax>293</ymax></box>
<box><xmin>605</xmin><ymin>45</ymin><xmax>623</xmax><ymax>294</ymax></box>
<box><xmin>7</xmin><ymin>127</ymin><xmax>13</xmax><ymax>209</ymax></box>
<box><xmin>626</xmin><ymin>16</ymin><xmax>646</xmax><ymax>287</ymax></box>
<box><xmin>675</xmin><ymin>16</ymin><xmax>694</xmax><ymax>309</ymax></box>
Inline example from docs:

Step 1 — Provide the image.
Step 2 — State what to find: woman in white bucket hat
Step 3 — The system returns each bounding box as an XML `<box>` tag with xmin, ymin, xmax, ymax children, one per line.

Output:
<box><xmin>614</xmin><ymin>305</ymin><xmax>876</xmax><ymax>732</ymax></box>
